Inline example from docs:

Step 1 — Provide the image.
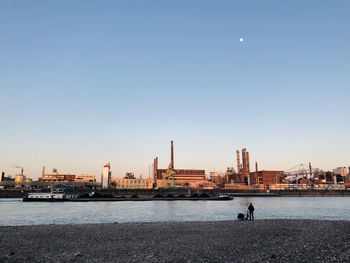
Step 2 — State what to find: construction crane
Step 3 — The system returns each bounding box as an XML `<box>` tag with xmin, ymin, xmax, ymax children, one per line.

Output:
<box><xmin>162</xmin><ymin>161</ymin><xmax>176</xmax><ymax>188</ymax></box>
<box><xmin>284</xmin><ymin>163</ymin><xmax>321</xmax><ymax>185</ymax></box>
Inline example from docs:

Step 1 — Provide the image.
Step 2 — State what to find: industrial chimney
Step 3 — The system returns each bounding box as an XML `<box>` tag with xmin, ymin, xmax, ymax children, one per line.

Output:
<box><xmin>236</xmin><ymin>150</ymin><xmax>241</xmax><ymax>174</ymax></box>
<box><xmin>242</xmin><ymin>148</ymin><xmax>247</xmax><ymax>175</ymax></box>
<box><xmin>171</xmin><ymin>141</ymin><xmax>174</xmax><ymax>169</ymax></box>
<box><xmin>241</xmin><ymin>148</ymin><xmax>251</xmax><ymax>175</ymax></box>
<box><xmin>246</xmin><ymin>151</ymin><xmax>250</xmax><ymax>174</ymax></box>
<box><xmin>153</xmin><ymin>157</ymin><xmax>159</xmax><ymax>179</ymax></box>
<box><xmin>241</xmin><ymin>148</ymin><xmax>251</xmax><ymax>185</ymax></box>
<box><xmin>1</xmin><ymin>172</ymin><xmax>4</xmax><ymax>182</ymax></box>
<box><xmin>309</xmin><ymin>162</ymin><xmax>312</xmax><ymax>179</ymax></box>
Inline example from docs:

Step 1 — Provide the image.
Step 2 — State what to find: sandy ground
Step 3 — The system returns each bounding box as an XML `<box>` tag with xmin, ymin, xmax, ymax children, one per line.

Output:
<box><xmin>0</xmin><ymin>220</ymin><xmax>350</xmax><ymax>263</ymax></box>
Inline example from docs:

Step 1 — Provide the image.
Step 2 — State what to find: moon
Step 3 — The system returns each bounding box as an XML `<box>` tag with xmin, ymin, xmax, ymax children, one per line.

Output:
<box><xmin>239</xmin><ymin>38</ymin><xmax>244</xmax><ymax>43</ymax></box>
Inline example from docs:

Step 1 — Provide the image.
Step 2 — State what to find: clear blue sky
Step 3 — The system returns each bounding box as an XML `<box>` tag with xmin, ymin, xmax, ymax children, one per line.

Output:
<box><xmin>1</xmin><ymin>0</ymin><xmax>349</xmax><ymax>179</ymax></box>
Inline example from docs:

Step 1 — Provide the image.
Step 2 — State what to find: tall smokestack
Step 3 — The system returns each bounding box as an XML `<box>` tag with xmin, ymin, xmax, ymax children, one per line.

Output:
<box><xmin>255</xmin><ymin>161</ymin><xmax>258</xmax><ymax>172</ymax></box>
<box><xmin>309</xmin><ymin>162</ymin><xmax>312</xmax><ymax>179</ymax></box>
<box><xmin>246</xmin><ymin>151</ymin><xmax>250</xmax><ymax>174</ymax></box>
<box><xmin>153</xmin><ymin>158</ymin><xmax>156</xmax><ymax>179</ymax></box>
<box><xmin>156</xmin><ymin>157</ymin><xmax>158</xmax><ymax>178</ymax></box>
<box><xmin>236</xmin><ymin>150</ymin><xmax>241</xmax><ymax>174</ymax></box>
<box><xmin>1</xmin><ymin>172</ymin><xmax>4</xmax><ymax>182</ymax></box>
<box><xmin>42</xmin><ymin>166</ymin><xmax>45</xmax><ymax>176</ymax></box>
<box><xmin>153</xmin><ymin>157</ymin><xmax>159</xmax><ymax>179</ymax></box>
<box><xmin>171</xmin><ymin>141</ymin><xmax>174</xmax><ymax>169</ymax></box>
<box><xmin>108</xmin><ymin>167</ymin><xmax>112</xmax><ymax>189</ymax></box>
<box><xmin>21</xmin><ymin>168</ymin><xmax>24</xmax><ymax>176</ymax></box>
<box><xmin>242</xmin><ymin>148</ymin><xmax>247</xmax><ymax>175</ymax></box>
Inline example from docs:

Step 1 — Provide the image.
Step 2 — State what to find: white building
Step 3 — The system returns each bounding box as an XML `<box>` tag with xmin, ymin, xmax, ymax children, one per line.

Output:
<box><xmin>102</xmin><ymin>163</ymin><xmax>112</xmax><ymax>188</ymax></box>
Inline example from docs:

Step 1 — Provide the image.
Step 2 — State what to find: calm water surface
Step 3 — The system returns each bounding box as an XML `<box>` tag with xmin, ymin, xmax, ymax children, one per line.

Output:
<box><xmin>1</xmin><ymin>197</ymin><xmax>350</xmax><ymax>226</ymax></box>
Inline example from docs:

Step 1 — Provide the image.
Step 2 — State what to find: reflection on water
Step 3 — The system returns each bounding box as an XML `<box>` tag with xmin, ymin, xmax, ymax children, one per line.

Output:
<box><xmin>1</xmin><ymin>197</ymin><xmax>350</xmax><ymax>226</ymax></box>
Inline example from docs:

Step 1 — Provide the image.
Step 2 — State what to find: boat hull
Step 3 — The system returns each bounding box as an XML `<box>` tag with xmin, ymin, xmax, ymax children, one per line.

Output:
<box><xmin>23</xmin><ymin>197</ymin><xmax>67</xmax><ymax>202</ymax></box>
<box><xmin>23</xmin><ymin>197</ymin><xmax>234</xmax><ymax>202</ymax></box>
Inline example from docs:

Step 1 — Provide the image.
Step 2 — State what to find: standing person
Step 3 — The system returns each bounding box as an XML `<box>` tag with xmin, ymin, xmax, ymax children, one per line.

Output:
<box><xmin>248</xmin><ymin>203</ymin><xmax>255</xmax><ymax>221</ymax></box>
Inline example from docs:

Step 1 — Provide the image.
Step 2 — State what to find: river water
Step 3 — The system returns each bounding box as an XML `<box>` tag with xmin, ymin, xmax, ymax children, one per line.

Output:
<box><xmin>1</xmin><ymin>197</ymin><xmax>350</xmax><ymax>226</ymax></box>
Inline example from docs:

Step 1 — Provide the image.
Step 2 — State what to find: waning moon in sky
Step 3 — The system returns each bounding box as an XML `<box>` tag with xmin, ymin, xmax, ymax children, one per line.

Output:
<box><xmin>239</xmin><ymin>38</ymin><xmax>244</xmax><ymax>42</ymax></box>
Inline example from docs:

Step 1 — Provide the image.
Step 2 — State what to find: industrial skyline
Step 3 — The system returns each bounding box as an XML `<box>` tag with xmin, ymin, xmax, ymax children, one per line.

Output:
<box><xmin>2</xmin><ymin>140</ymin><xmax>348</xmax><ymax>192</ymax></box>
<box><xmin>1</xmin><ymin>140</ymin><xmax>349</xmax><ymax>181</ymax></box>
<box><xmin>1</xmin><ymin>1</ymin><xmax>349</xmax><ymax>178</ymax></box>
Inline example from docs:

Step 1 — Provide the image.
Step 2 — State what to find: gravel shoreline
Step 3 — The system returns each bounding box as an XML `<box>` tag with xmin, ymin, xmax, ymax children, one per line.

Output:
<box><xmin>1</xmin><ymin>220</ymin><xmax>350</xmax><ymax>262</ymax></box>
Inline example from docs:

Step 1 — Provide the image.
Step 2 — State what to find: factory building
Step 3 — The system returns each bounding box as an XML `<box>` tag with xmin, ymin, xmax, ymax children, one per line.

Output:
<box><xmin>40</xmin><ymin>173</ymin><xmax>70</xmax><ymax>182</ymax></box>
<box><xmin>75</xmin><ymin>174</ymin><xmax>96</xmax><ymax>182</ymax></box>
<box><xmin>224</xmin><ymin>167</ymin><xmax>244</xmax><ymax>184</ymax></box>
<box><xmin>226</xmin><ymin>148</ymin><xmax>285</xmax><ymax>188</ymax></box>
<box><xmin>333</xmin><ymin>167</ymin><xmax>349</xmax><ymax>177</ymax></box>
<box><xmin>40</xmin><ymin>173</ymin><xmax>96</xmax><ymax>182</ymax></box>
<box><xmin>111</xmin><ymin>178</ymin><xmax>154</xmax><ymax>189</ymax></box>
<box><xmin>209</xmin><ymin>172</ymin><xmax>224</xmax><ymax>186</ymax></box>
<box><xmin>108</xmin><ymin>172</ymin><xmax>153</xmax><ymax>189</ymax></box>
<box><xmin>9</xmin><ymin>167</ymin><xmax>31</xmax><ymax>184</ymax></box>
<box><xmin>15</xmin><ymin>175</ymin><xmax>27</xmax><ymax>184</ymax></box>
<box><xmin>40</xmin><ymin>168</ymin><xmax>96</xmax><ymax>183</ymax></box>
<box><xmin>249</xmin><ymin>170</ymin><xmax>284</xmax><ymax>186</ymax></box>
<box><xmin>124</xmin><ymin>172</ymin><xmax>136</xmax><ymax>179</ymax></box>
<box><xmin>153</xmin><ymin>141</ymin><xmax>206</xmax><ymax>187</ymax></box>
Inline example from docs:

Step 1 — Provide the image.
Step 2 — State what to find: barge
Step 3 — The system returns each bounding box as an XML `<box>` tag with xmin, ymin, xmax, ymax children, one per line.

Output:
<box><xmin>23</xmin><ymin>193</ymin><xmax>233</xmax><ymax>202</ymax></box>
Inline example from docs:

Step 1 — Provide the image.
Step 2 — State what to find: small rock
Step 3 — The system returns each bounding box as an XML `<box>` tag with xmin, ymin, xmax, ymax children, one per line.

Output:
<box><xmin>74</xmin><ymin>252</ymin><xmax>82</xmax><ymax>257</ymax></box>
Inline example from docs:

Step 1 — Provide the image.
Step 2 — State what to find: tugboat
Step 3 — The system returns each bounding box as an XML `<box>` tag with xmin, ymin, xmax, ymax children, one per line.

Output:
<box><xmin>23</xmin><ymin>184</ymin><xmax>77</xmax><ymax>202</ymax></box>
<box><xmin>217</xmin><ymin>194</ymin><xmax>233</xmax><ymax>200</ymax></box>
<box><xmin>23</xmin><ymin>192</ymin><xmax>66</xmax><ymax>202</ymax></box>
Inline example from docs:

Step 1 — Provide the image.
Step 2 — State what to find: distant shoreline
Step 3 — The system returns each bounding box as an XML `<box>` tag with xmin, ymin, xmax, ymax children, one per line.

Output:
<box><xmin>1</xmin><ymin>188</ymin><xmax>350</xmax><ymax>199</ymax></box>
<box><xmin>1</xmin><ymin>220</ymin><xmax>349</xmax><ymax>262</ymax></box>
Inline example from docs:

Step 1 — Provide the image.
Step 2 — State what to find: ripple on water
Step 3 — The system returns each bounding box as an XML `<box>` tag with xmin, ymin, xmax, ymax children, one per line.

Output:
<box><xmin>1</xmin><ymin>197</ymin><xmax>350</xmax><ymax>226</ymax></box>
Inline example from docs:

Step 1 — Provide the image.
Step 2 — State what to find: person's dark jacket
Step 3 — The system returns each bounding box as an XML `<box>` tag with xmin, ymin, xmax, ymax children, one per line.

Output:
<box><xmin>248</xmin><ymin>205</ymin><xmax>254</xmax><ymax>212</ymax></box>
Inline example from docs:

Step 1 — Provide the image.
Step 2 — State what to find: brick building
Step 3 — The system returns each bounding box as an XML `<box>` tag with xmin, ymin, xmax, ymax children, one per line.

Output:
<box><xmin>153</xmin><ymin>141</ymin><xmax>206</xmax><ymax>187</ymax></box>
<box><xmin>250</xmin><ymin>170</ymin><xmax>284</xmax><ymax>186</ymax></box>
<box><xmin>40</xmin><ymin>173</ymin><xmax>95</xmax><ymax>183</ymax></box>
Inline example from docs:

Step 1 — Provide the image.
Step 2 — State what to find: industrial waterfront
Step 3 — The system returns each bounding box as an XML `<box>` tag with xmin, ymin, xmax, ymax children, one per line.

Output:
<box><xmin>1</xmin><ymin>141</ymin><xmax>350</xmax><ymax>195</ymax></box>
<box><xmin>2</xmin><ymin>197</ymin><xmax>350</xmax><ymax>226</ymax></box>
<box><xmin>2</xmin><ymin>0</ymin><xmax>349</xmax><ymax>261</ymax></box>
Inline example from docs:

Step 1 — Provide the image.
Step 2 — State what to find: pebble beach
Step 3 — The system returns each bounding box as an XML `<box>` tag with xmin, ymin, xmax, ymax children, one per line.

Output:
<box><xmin>1</xmin><ymin>220</ymin><xmax>349</xmax><ymax>262</ymax></box>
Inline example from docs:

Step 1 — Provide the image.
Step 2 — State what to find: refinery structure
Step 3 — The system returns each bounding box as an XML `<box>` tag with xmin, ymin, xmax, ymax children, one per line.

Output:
<box><xmin>1</xmin><ymin>140</ymin><xmax>350</xmax><ymax>192</ymax></box>
<box><xmin>152</xmin><ymin>141</ymin><xmax>208</xmax><ymax>188</ymax></box>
